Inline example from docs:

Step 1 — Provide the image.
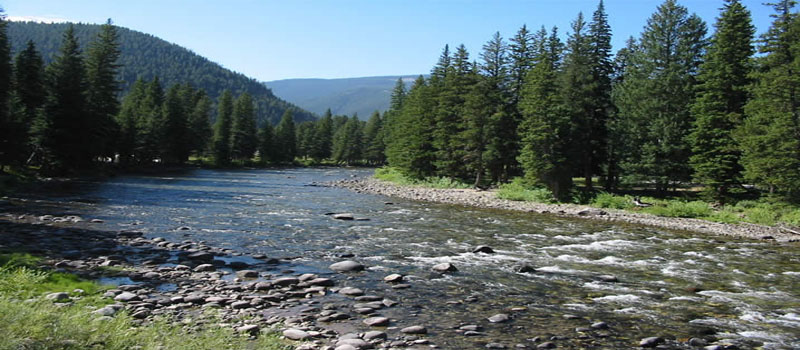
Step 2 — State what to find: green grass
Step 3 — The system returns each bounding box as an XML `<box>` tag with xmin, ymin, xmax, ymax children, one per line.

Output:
<box><xmin>496</xmin><ymin>179</ymin><xmax>555</xmax><ymax>203</ymax></box>
<box><xmin>0</xmin><ymin>254</ymin><xmax>289</xmax><ymax>350</ymax></box>
<box><xmin>591</xmin><ymin>192</ymin><xmax>634</xmax><ymax>210</ymax></box>
<box><xmin>643</xmin><ymin>200</ymin><xmax>712</xmax><ymax>218</ymax></box>
<box><xmin>374</xmin><ymin>167</ymin><xmax>471</xmax><ymax>189</ymax></box>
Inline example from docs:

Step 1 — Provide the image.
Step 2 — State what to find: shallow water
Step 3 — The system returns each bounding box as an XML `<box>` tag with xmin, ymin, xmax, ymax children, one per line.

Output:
<box><xmin>12</xmin><ymin>168</ymin><xmax>800</xmax><ymax>349</ymax></box>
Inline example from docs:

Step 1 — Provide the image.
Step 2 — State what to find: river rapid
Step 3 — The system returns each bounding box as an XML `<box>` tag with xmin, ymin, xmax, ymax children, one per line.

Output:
<box><xmin>10</xmin><ymin>168</ymin><xmax>800</xmax><ymax>349</ymax></box>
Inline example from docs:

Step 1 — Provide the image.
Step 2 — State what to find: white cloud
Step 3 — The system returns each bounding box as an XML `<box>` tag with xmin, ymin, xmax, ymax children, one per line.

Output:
<box><xmin>7</xmin><ymin>15</ymin><xmax>72</xmax><ymax>24</ymax></box>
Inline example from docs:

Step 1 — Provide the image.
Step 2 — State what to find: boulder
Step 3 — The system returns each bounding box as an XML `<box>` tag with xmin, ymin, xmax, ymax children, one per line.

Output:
<box><xmin>432</xmin><ymin>262</ymin><xmax>458</xmax><ymax>273</ymax></box>
<box><xmin>237</xmin><ymin>324</ymin><xmax>259</xmax><ymax>335</ymax></box>
<box><xmin>330</xmin><ymin>260</ymin><xmax>365</xmax><ymax>273</ymax></box>
<box><xmin>488</xmin><ymin>313</ymin><xmax>510</xmax><ymax>323</ymax></box>
<box><xmin>639</xmin><ymin>337</ymin><xmax>664</xmax><ymax>348</ymax></box>
<box><xmin>363</xmin><ymin>316</ymin><xmax>390</xmax><ymax>327</ymax></box>
<box><xmin>283</xmin><ymin>328</ymin><xmax>312</xmax><ymax>340</ymax></box>
<box><xmin>383</xmin><ymin>273</ymin><xmax>404</xmax><ymax>283</ymax></box>
<box><xmin>400</xmin><ymin>325</ymin><xmax>427</xmax><ymax>334</ymax></box>
<box><xmin>114</xmin><ymin>292</ymin><xmax>139</xmax><ymax>302</ymax></box>
<box><xmin>45</xmin><ymin>292</ymin><xmax>70</xmax><ymax>302</ymax></box>
<box><xmin>473</xmin><ymin>245</ymin><xmax>495</xmax><ymax>254</ymax></box>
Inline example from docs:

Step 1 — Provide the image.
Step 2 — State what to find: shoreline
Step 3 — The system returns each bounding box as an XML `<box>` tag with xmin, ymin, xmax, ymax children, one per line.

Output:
<box><xmin>330</xmin><ymin>177</ymin><xmax>800</xmax><ymax>243</ymax></box>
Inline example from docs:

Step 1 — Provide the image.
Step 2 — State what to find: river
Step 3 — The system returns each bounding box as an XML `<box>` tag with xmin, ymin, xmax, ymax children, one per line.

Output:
<box><xmin>8</xmin><ymin>168</ymin><xmax>800</xmax><ymax>349</ymax></box>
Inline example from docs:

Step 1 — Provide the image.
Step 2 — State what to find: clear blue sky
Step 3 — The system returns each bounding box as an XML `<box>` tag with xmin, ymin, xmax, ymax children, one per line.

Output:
<box><xmin>4</xmin><ymin>0</ymin><xmax>777</xmax><ymax>82</ymax></box>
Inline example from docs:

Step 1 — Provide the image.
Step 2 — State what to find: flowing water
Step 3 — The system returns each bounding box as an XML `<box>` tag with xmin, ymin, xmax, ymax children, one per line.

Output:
<box><xmin>8</xmin><ymin>168</ymin><xmax>800</xmax><ymax>349</ymax></box>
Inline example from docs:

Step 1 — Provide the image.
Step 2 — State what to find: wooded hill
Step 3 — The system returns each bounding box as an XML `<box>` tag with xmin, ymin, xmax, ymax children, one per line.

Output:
<box><xmin>8</xmin><ymin>21</ymin><xmax>316</xmax><ymax>125</ymax></box>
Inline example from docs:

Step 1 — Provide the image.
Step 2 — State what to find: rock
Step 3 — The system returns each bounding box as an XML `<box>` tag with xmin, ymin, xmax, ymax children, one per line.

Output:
<box><xmin>92</xmin><ymin>306</ymin><xmax>117</xmax><ymax>316</ymax></box>
<box><xmin>330</xmin><ymin>260</ymin><xmax>365</xmax><ymax>272</ymax></box>
<box><xmin>432</xmin><ymin>262</ymin><xmax>457</xmax><ymax>273</ymax></box>
<box><xmin>703</xmin><ymin>346</ymin><xmax>723</xmax><ymax>350</ymax></box>
<box><xmin>283</xmin><ymin>328</ymin><xmax>312</xmax><ymax>341</ymax></box>
<box><xmin>272</xmin><ymin>277</ymin><xmax>299</xmax><ymax>286</ymax></box>
<box><xmin>332</xmin><ymin>213</ymin><xmax>355</xmax><ymax>220</ymax></box>
<box><xmin>237</xmin><ymin>270</ymin><xmax>259</xmax><ymax>278</ymax></box>
<box><xmin>488</xmin><ymin>313</ymin><xmax>510</xmax><ymax>323</ymax></box>
<box><xmin>90</xmin><ymin>219</ymin><xmax>104</xmax><ymax>223</ymax></box>
<box><xmin>515</xmin><ymin>265</ymin><xmax>537</xmax><ymax>273</ymax></box>
<box><xmin>400</xmin><ymin>325</ymin><xmax>427</xmax><ymax>334</ymax></box>
<box><xmin>382</xmin><ymin>298</ymin><xmax>398</xmax><ymax>307</ymax></box>
<box><xmin>45</xmin><ymin>292</ymin><xmax>70</xmax><ymax>302</ymax></box>
<box><xmin>131</xmin><ymin>309</ymin><xmax>150</xmax><ymax>319</ymax></box>
<box><xmin>339</xmin><ymin>287</ymin><xmax>364</xmax><ymax>296</ymax></box>
<box><xmin>363</xmin><ymin>331</ymin><xmax>387</xmax><ymax>340</ymax></box>
<box><xmin>237</xmin><ymin>324</ymin><xmax>259</xmax><ymax>335</ymax></box>
<box><xmin>227</xmin><ymin>261</ymin><xmax>249</xmax><ymax>269</ymax></box>
<box><xmin>460</xmin><ymin>325</ymin><xmax>482</xmax><ymax>331</ymax></box>
<box><xmin>689</xmin><ymin>338</ymin><xmax>708</xmax><ymax>347</ymax></box>
<box><xmin>473</xmin><ymin>245</ymin><xmax>495</xmax><ymax>254</ymax></box>
<box><xmin>597</xmin><ymin>275</ymin><xmax>618</xmax><ymax>283</ymax></box>
<box><xmin>591</xmin><ymin>322</ymin><xmax>609</xmax><ymax>329</ymax></box>
<box><xmin>309</xmin><ymin>278</ymin><xmax>335</xmax><ymax>287</ymax></box>
<box><xmin>254</xmin><ymin>282</ymin><xmax>272</xmax><ymax>290</ymax></box>
<box><xmin>193</xmin><ymin>264</ymin><xmax>215</xmax><ymax>272</ymax></box>
<box><xmin>363</xmin><ymin>316</ymin><xmax>390</xmax><ymax>327</ymax></box>
<box><xmin>335</xmin><ymin>345</ymin><xmax>358</xmax><ymax>350</ymax></box>
<box><xmin>639</xmin><ymin>337</ymin><xmax>664</xmax><ymax>348</ymax></box>
<box><xmin>577</xmin><ymin>208</ymin><xmax>607</xmax><ymax>216</ymax></box>
<box><xmin>383</xmin><ymin>273</ymin><xmax>404</xmax><ymax>283</ymax></box>
<box><xmin>114</xmin><ymin>292</ymin><xmax>139</xmax><ymax>302</ymax></box>
<box><xmin>117</xmin><ymin>231</ymin><xmax>143</xmax><ymax>238</ymax></box>
<box><xmin>177</xmin><ymin>226</ymin><xmax>191</xmax><ymax>231</ymax></box>
<box><xmin>231</xmin><ymin>301</ymin><xmax>251</xmax><ymax>309</ymax></box>
<box><xmin>187</xmin><ymin>251</ymin><xmax>214</xmax><ymax>261</ymax></box>
<box><xmin>486</xmin><ymin>343</ymin><xmax>507</xmax><ymax>349</ymax></box>
<box><xmin>536</xmin><ymin>343</ymin><xmax>556</xmax><ymax>349</ymax></box>
<box><xmin>336</xmin><ymin>338</ymin><xmax>372</xmax><ymax>349</ymax></box>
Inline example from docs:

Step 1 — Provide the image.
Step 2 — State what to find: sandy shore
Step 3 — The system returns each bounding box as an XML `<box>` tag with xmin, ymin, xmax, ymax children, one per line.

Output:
<box><xmin>330</xmin><ymin>177</ymin><xmax>800</xmax><ymax>243</ymax></box>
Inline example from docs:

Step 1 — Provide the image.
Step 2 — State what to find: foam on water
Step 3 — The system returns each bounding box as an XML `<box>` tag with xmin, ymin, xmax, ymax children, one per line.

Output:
<box><xmin>592</xmin><ymin>294</ymin><xmax>641</xmax><ymax>303</ymax></box>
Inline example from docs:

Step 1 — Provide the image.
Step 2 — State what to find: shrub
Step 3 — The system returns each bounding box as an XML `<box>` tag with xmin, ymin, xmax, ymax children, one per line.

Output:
<box><xmin>645</xmin><ymin>201</ymin><xmax>711</xmax><ymax>218</ymax></box>
<box><xmin>744</xmin><ymin>207</ymin><xmax>778</xmax><ymax>225</ymax></box>
<box><xmin>779</xmin><ymin>209</ymin><xmax>800</xmax><ymax>226</ymax></box>
<box><xmin>592</xmin><ymin>192</ymin><xmax>633</xmax><ymax>209</ymax></box>
<box><xmin>497</xmin><ymin>179</ymin><xmax>555</xmax><ymax>203</ymax></box>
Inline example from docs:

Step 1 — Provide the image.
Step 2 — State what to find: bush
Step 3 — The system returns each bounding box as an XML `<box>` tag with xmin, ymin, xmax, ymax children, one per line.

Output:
<box><xmin>744</xmin><ymin>207</ymin><xmax>778</xmax><ymax>225</ymax></box>
<box><xmin>592</xmin><ymin>192</ymin><xmax>633</xmax><ymax>209</ymax></box>
<box><xmin>374</xmin><ymin>167</ymin><xmax>471</xmax><ymax>189</ymax></box>
<box><xmin>779</xmin><ymin>209</ymin><xmax>800</xmax><ymax>226</ymax></box>
<box><xmin>645</xmin><ymin>200</ymin><xmax>711</xmax><ymax>218</ymax></box>
<box><xmin>497</xmin><ymin>179</ymin><xmax>555</xmax><ymax>203</ymax></box>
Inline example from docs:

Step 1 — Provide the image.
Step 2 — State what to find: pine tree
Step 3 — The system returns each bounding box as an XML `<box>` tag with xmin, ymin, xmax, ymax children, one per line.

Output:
<box><xmin>588</xmin><ymin>0</ymin><xmax>614</xmax><ymax>189</ymax></box>
<box><xmin>13</xmin><ymin>41</ymin><xmax>44</xmax><ymax>126</ymax></box>
<box><xmin>310</xmin><ymin>109</ymin><xmax>333</xmax><ymax>161</ymax></box>
<box><xmin>461</xmin><ymin>68</ymin><xmax>492</xmax><ymax>187</ymax></box>
<box><xmin>480</xmin><ymin>32</ymin><xmax>516</xmax><ymax>183</ymax></box>
<box><xmin>332</xmin><ymin>115</ymin><xmax>363</xmax><ymax>165</ymax></box>
<box><xmin>212</xmin><ymin>90</ymin><xmax>233</xmax><ymax>165</ymax></box>
<box><xmin>186</xmin><ymin>89</ymin><xmax>212</xmax><ymax>158</ymax></box>
<box><xmin>230</xmin><ymin>92</ymin><xmax>258</xmax><ymax>160</ymax></box>
<box><xmin>161</xmin><ymin>84</ymin><xmax>189</xmax><ymax>164</ymax></box>
<box><xmin>607</xmin><ymin>37</ymin><xmax>638</xmax><ymax>190</ymax></box>
<box><xmin>688</xmin><ymin>0</ymin><xmax>755</xmax><ymax>202</ymax></box>
<box><xmin>0</xmin><ymin>15</ymin><xmax>19</xmax><ymax>170</ymax></box>
<box><xmin>614</xmin><ymin>0</ymin><xmax>707</xmax><ymax>193</ymax></box>
<box><xmin>561</xmin><ymin>12</ymin><xmax>596</xmax><ymax>190</ymax></box>
<box><xmin>139</xmin><ymin>77</ymin><xmax>164</xmax><ymax>164</ymax></box>
<box><xmin>737</xmin><ymin>0</ymin><xmax>800</xmax><ymax>198</ymax></box>
<box><xmin>385</xmin><ymin>76</ymin><xmax>436</xmax><ymax>178</ymax></box>
<box><xmin>36</xmin><ymin>25</ymin><xmax>90</xmax><ymax>173</ymax></box>
<box><xmin>85</xmin><ymin>19</ymin><xmax>121</xmax><ymax>160</ymax></box>
<box><xmin>518</xmin><ymin>26</ymin><xmax>572</xmax><ymax>200</ymax></box>
<box><xmin>433</xmin><ymin>44</ymin><xmax>472</xmax><ymax>178</ymax></box>
<box><xmin>295</xmin><ymin>121</ymin><xmax>315</xmax><ymax>159</ymax></box>
<box><xmin>508</xmin><ymin>25</ymin><xmax>534</xmax><ymax>109</ymax></box>
<box><xmin>362</xmin><ymin>111</ymin><xmax>385</xmax><ymax>165</ymax></box>
<box><xmin>116</xmin><ymin>78</ymin><xmax>146</xmax><ymax>165</ymax></box>
<box><xmin>274</xmin><ymin>109</ymin><xmax>296</xmax><ymax>163</ymax></box>
<box><xmin>258</xmin><ymin>122</ymin><xmax>275</xmax><ymax>164</ymax></box>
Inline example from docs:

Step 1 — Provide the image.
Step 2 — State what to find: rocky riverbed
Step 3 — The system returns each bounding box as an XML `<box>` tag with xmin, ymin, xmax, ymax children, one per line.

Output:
<box><xmin>329</xmin><ymin>177</ymin><xmax>800</xmax><ymax>243</ymax></box>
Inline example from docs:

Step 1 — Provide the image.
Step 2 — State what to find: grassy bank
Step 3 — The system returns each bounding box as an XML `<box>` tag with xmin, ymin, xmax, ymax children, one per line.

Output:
<box><xmin>0</xmin><ymin>252</ymin><xmax>288</xmax><ymax>350</ymax></box>
<box><xmin>375</xmin><ymin>167</ymin><xmax>800</xmax><ymax>228</ymax></box>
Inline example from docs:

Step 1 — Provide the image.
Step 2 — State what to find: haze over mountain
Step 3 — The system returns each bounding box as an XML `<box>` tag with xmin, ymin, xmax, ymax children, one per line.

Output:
<box><xmin>8</xmin><ymin>21</ymin><xmax>316</xmax><ymax>125</ymax></box>
<box><xmin>265</xmin><ymin>76</ymin><xmax>418</xmax><ymax>119</ymax></box>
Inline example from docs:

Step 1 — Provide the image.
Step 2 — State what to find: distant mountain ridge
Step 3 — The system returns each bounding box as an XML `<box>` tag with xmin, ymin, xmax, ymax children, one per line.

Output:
<box><xmin>8</xmin><ymin>21</ymin><xmax>316</xmax><ymax>125</ymax></box>
<box><xmin>265</xmin><ymin>75</ymin><xmax>419</xmax><ymax>119</ymax></box>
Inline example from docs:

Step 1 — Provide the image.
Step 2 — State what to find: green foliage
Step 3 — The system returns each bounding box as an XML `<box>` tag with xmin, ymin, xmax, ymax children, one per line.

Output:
<box><xmin>362</xmin><ymin>111</ymin><xmax>385</xmax><ymax>165</ymax></box>
<box><xmin>591</xmin><ymin>192</ymin><xmax>634</xmax><ymax>210</ymax></box>
<box><xmin>212</xmin><ymin>90</ymin><xmax>233</xmax><ymax>165</ymax></box>
<box><xmin>230</xmin><ymin>92</ymin><xmax>258</xmax><ymax>160</ymax></box>
<box><xmin>643</xmin><ymin>201</ymin><xmax>712</xmax><ymax>218</ymax></box>
<box><xmin>374</xmin><ymin>167</ymin><xmax>470</xmax><ymax>189</ymax></box>
<box><xmin>331</xmin><ymin>115</ymin><xmax>363</xmax><ymax>165</ymax></box>
<box><xmin>85</xmin><ymin>20</ymin><xmax>121</xmax><ymax>160</ymax></box>
<box><xmin>274</xmin><ymin>110</ymin><xmax>297</xmax><ymax>163</ymax></box>
<box><xmin>496</xmin><ymin>180</ymin><xmax>555</xmax><ymax>203</ymax></box>
<box><xmin>384</xmin><ymin>76</ymin><xmax>436</xmax><ymax>179</ymax></box>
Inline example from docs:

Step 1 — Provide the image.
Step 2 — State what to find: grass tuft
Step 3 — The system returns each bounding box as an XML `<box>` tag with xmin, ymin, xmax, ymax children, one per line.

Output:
<box><xmin>496</xmin><ymin>179</ymin><xmax>555</xmax><ymax>203</ymax></box>
<box><xmin>374</xmin><ymin>167</ymin><xmax>471</xmax><ymax>189</ymax></box>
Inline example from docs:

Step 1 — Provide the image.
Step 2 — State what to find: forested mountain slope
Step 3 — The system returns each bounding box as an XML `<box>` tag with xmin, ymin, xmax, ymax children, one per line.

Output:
<box><xmin>265</xmin><ymin>76</ymin><xmax>417</xmax><ymax>119</ymax></box>
<box><xmin>8</xmin><ymin>21</ymin><xmax>315</xmax><ymax>125</ymax></box>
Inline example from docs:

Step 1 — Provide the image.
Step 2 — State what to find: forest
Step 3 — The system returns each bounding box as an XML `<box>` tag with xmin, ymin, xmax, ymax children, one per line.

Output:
<box><xmin>379</xmin><ymin>0</ymin><xmax>800</xmax><ymax>205</ymax></box>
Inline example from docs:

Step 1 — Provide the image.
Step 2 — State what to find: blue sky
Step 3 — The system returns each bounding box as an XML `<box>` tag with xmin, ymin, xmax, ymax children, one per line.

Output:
<box><xmin>4</xmin><ymin>0</ymin><xmax>777</xmax><ymax>81</ymax></box>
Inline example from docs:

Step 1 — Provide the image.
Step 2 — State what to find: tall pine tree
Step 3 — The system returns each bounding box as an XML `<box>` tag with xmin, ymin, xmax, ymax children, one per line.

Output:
<box><xmin>212</xmin><ymin>90</ymin><xmax>233</xmax><ymax>165</ymax></box>
<box><xmin>689</xmin><ymin>0</ymin><xmax>754</xmax><ymax>202</ymax></box>
<box><xmin>230</xmin><ymin>92</ymin><xmax>258</xmax><ymax>161</ymax></box>
<box><xmin>0</xmin><ymin>15</ymin><xmax>18</xmax><ymax>170</ymax></box>
<box><xmin>85</xmin><ymin>19</ymin><xmax>121</xmax><ymax>160</ymax></box>
<box><xmin>274</xmin><ymin>110</ymin><xmax>296</xmax><ymax>163</ymax></box>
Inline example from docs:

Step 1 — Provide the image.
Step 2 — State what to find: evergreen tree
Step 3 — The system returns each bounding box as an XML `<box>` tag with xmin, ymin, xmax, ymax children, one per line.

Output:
<box><xmin>607</xmin><ymin>37</ymin><xmax>638</xmax><ymax>190</ymax></box>
<box><xmin>0</xmin><ymin>15</ymin><xmax>19</xmax><ymax>169</ymax></box>
<box><xmin>508</xmin><ymin>25</ymin><xmax>534</xmax><ymax>109</ymax></box>
<box><xmin>688</xmin><ymin>0</ymin><xmax>755</xmax><ymax>202</ymax></box>
<box><xmin>433</xmin><ymin>44</ymin><xmax>472</xmax><ymax>178</ymax></box>
<box><xmin>385</xmin><ymin>76</ymin><xmax>436</xmax><ymax>178</ymax></box>
<box><xmin>36</xmin><ymin>25</ymin><xmax>90</xmax><ymax>173</ymax></box>
<box><xmin>332</xmin><ymin>115</ymin><xmax>363</xmax><ymax>165</ymax></box>
<box><xmin>13</xmin><ymin>41</ymin><xmax>44</xmax><ymax>126</ymax></box>
<box><xmin>230</xmin><ymin>92</ymin><xmax>258</xmax><ymax>160</ymax></box>
<box><xmin>389</xmin><ymin>79</ymin><xmax>407</xmax><ymax>112</ymax></box>
<box><xmin>274</xmin><ymin>109</ymin><xmax>296</xmax><ymax>163</ymax></box>
<box><xmin>212</xmin><ymin>90</ymin><xmax>233</xmax><ymax>165</ymax></box>
<box><xmin>295</xmin><ymin>121</ymin><xmax>316</xmax><ymax>159</ymax></box>
<box><xmin>85</xmin><ymin>19</ymin><xmax>121</xmax><ymax>160</ymax></box>
<box><xmin>139</xmin><ymin>77</ymin><xmax>164</xmax><ymax>164</ymax></box>
<box><xmin>518</xmin><ymin>26</ymin><xmax>572</xmax><ymax>200</ymax></box>
<box><xmin>161</xmin><ymin>84</ymin><xmax>189</xmax><ymax>164</ymax></box>
<box><xmin>480</xmin><ymin>32</ymin><xmax>516</xmax><ymax>183</ymax></box>
<box><xmin>614</xmin><ymin>0</ymin><xmax>707</xmax><ymax>192</ymax></box>
<box><xmin>310</xmin><ymin>109</ymin><xmax>333</xmax><ymax>161</ymax></box>
<box><xmin>588</xmin><ymin>0</ymin><xmax>614</xmax><ymax>189</ymax></box>
<box><xmin>115</xmin><ymin>78</ymin><xmax>146</xmax><ymax>165</ymax></box>
<box><xmin>258</xmin><ymin>122</ymin><xmax>275</xmax><ymax>164</ymax></box>
<box><xmin>186</xmin><ymin>89</ymin><xmax>212</xmax><ymax>158</ymax></box>
<box><xmin>461</xmin><ymin>67</ymin><xmax>492</xmax><ymax>187</ymax></box>
<box><xmin>737</xmin><ymin>0</ymin><xmax>800</xmax><ymax>198</ymax></box>
<box><xmin>362</xmin><ymin>111</ymin><xmax>385</xmax><ymax>165</ymax></box>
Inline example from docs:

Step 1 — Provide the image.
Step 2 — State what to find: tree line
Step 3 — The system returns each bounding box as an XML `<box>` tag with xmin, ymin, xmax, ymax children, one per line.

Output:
<box><xmin>383</xmin><ymin>0</ymin><xmax>800</xmax><ymax>203</ymax></box>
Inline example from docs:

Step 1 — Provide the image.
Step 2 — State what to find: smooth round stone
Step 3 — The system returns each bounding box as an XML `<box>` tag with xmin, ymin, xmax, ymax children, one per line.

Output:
<box><xmin>597</xmin><ymin>274</ymin><xmax>619</xmax><ymax>283</ymax></box>
<box><xmin>114</xmin><ymin>292</ymin><xmax>139</xmax><ymax>302</ymax></box>
<box><xmin>363</xmin><ymin>331</ymin><xmax>387</xmax><ymax>340</ymax></box>
<box><xmin>488</xmin><ymin>313</ymin><xmax>510</xmax><ymax>323</ymax></box>
<box><xmin>432</xmin><ymin>262</ymin><xmax>458</xmax><ymax>273</ymax></box>
<box><xmin>336</xmin><ymin>338</ymin><xmax>371</xmax><ymax>349</ymax></box>
<box><xmin>272</xmin><ymin>277</ymin><xmax>299</xmax><ymax>286</ymax></box>
<box><xmin>236</xmin><ymin>270</ymin><xmax>259</xmax><ymax>278</ymax></box>
<box><xmin>363</xmin><ymin>316</ymin><xmax>390</xmax><ymax>327</ymax></box>
<box><xmin>473</xmin><ymin>245</ymin><xmax>495</xmax><ymax>254</ymax></box>
<box><xmin>330</xmin><ymin>260</ymin><xmax>365</xmax><ymax>272</ymax></box>
<box><xmin>45</xmin><ymin>292</ymin><xmax>70</xmax><ymax>302</ymax></box>
<box><xmin>193</xmin><ymin>264</ymin><xmax>215</xmax><ymax>272</ymax></box>
<box><xmin>591</xmin><ymin>321</ymin><xmax>609</xmax><ymax>329</ymax></box>
<box><xmin>237</xmin><ymin>324</ymin><xmax>259</xmax><ymax>335</ymax></box>
<box><xmin>536</xmin><ymin>343</ymin><xmax>556</xmax><ymax>349</ymax></box>
<box><xmin>283</xmin><ymin>328</ymin><xmax>312</xmax><ymax>340</ymax></box>
<box><xmin>383</xmin><ymin>273</ymin><xmax>404</xmax><ymax>283</ymax></box>
<box><xmin>401</xmin><ymin>325</ymin><xmax>427</xmax><ymax>334</ymax></box>
<box><xmin>639</xmin><ymin>337</ymin><xmax>664</xmax><ymax>348</ymax></box>
<box><xmin>486</xmin><ymin>343</ymin><xmax>507</xmax><ymax>349</ymax></box>
<box><xmin>339</xmin><ymin>287</ymin><xmax>364</xmax><ymax>296</ymax></box>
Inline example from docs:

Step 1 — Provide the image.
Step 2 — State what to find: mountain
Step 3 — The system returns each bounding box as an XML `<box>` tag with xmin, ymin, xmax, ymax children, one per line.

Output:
<box><xmin>8</xmin><ymin>21</ymin><xmax>316</xmax><ymax>125</ymax></box>
<box><xmin>265</xmin><ymin>75</ymin><xmax>419</xmax><ymax>119</ymax></box>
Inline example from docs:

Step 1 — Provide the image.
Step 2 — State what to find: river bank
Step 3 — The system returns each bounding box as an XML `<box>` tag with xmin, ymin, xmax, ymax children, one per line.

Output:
<box><xmin>330</xmin><ymin>177</ymin><xmax>800</xmax><ymax>243</ymax></box>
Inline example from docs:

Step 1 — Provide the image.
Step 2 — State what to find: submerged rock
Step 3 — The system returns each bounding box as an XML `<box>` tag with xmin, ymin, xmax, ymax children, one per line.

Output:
<box><xmin>473</xmin><ymin>245</ymin><xmax>495</xmax><ymax>254</ymax></box>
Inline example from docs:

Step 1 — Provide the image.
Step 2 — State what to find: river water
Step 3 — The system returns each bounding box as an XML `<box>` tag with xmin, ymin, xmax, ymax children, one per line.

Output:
<box><xmin>11</xmin><ymin>168</ymin><xmax>800</xmax><ymax>349</ymax></box>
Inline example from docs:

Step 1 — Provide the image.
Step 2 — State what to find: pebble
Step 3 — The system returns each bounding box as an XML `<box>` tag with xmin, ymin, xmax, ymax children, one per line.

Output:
<box><xmin>488</xmin><ymin>313</ymin><xmax>510</xmax><ymax>323</ymax></box>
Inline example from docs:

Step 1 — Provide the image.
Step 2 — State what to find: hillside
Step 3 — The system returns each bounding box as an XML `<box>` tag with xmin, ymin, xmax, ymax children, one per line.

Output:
<box><xmin>8</xmin><ymin>21</ymin><xmax>316</xmax><ymax>125</ymax></box>
<box><xmin>265</xmin><ymin>76</ymin><xmax>418</xmax><ymax>119</ymax></box>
